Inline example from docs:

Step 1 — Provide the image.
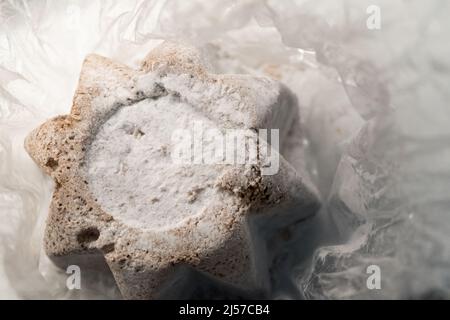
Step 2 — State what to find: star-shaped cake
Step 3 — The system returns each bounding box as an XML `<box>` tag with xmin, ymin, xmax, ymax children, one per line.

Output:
<box><xmin>25</xmin><ymin>41</ymin><xmax>320</xmax><ymax>299</ymax></box>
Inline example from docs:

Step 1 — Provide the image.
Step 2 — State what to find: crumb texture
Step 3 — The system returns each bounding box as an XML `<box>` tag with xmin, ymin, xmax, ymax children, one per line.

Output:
<box><xmin>23</xmin><ymin>41</ymin><xmax>320</xmax><ymax>299</ymax></box>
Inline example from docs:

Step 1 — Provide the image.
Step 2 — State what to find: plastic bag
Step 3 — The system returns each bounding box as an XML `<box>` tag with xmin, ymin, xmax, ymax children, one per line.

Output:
<box><xmin>1</xmin><ymin>0</ymin><xmax>449</xmax><ymax>299</ymax></box>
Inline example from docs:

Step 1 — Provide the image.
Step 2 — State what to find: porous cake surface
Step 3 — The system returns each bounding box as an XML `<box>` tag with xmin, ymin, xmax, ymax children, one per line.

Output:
<box><xmin>87</xmin><ymin>96</ymin><xmax>228</xmax><ymax>230</ymax></box>
<box><xmin>24</xmin><ymin>41</ymin><xmax>320</xmax><ymax>299</ymax></box>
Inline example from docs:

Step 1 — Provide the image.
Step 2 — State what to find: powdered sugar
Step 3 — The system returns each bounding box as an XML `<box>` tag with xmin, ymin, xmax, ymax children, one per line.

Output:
<box><xmin>86</xmin><ymin>94</ymin><xmax>229</xmax><ymax>230</ymax></box>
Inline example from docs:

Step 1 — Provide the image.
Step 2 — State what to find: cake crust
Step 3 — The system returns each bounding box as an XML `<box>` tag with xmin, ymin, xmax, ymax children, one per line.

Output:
<box><xmin>24</xmin><ymin>41</ymin><xmax>320</xmax><ymax>299</ymax></box>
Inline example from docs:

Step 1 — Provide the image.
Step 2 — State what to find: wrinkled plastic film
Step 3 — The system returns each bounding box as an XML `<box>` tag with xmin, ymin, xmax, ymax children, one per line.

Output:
<box><xmin>1</xmin><ymin>0</ymin><xmax>449</xmax><ymax>299</ymax></box>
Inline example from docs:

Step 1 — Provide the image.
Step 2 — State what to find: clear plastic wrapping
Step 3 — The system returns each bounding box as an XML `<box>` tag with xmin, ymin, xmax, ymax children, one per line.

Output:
<box><xmin>1</xmin><ymin>0</ymin><xmax>449</xmax><ymax>299</ymax></box>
